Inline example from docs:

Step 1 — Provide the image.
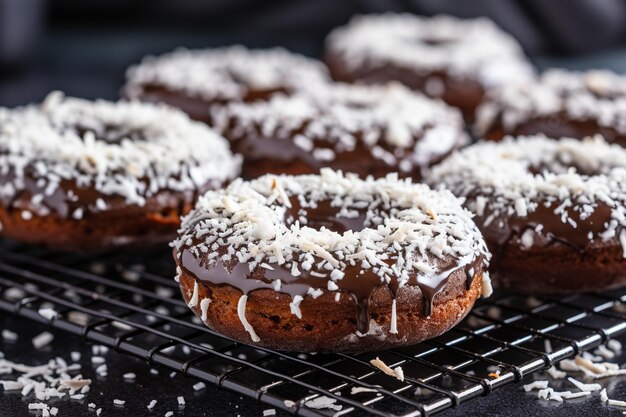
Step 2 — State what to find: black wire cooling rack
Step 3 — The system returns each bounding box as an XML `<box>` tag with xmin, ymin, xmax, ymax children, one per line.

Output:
<box><xmin>0</xmin><ymin>239</ymin><xmax>624</xmax><ymax>417</ymax></box>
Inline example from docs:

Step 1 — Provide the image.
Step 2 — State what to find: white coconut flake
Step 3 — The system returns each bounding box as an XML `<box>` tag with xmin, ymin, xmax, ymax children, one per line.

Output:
<box><xmin>188</xmin><ymin>281</ymin><xmax>199</xmax><ymax>308</ymax></box>
<box><xmin>608</xmin><ymin>399</ymin><xmax>626</xmax><ymax>409</ymax></box>
<box><xmin>546</xmin><ymin>366</ymin><xmax>567</xmax><ymax>379</ymax></box>
<box><xmin>601</xmin><ymin>388</ymin><xmax>609</xmax><ymax>402</ymax></box>
<box><xmin>32</xmin><ymin>332</ymin><xmax>54</xmax><ymax>349</ymax></box>
<box><xmin>2</xmin><ymin>330</ymin><xmax>18</xmax><ymax>342</ymax></box>
<box><xmin>237</xmin><ymin>295</ymin><xmax>260</xmax><ymax>342</ymax></box>
<box><xmin>523</xmin><ymin>380</ymin><xmax>549</xmax><ymax>391</ymax></box>
<box><xmin>38</xmin><ymin>308</ymin><xmax>58</xmax><ymax>321</ymax></box>
<box><xmin>289</xmin><ymin>295</ymin><xmax>304</xmax><ymax>319</ymax></box>
<box><xmin>567</xmin><ymin>376</ymin><xmax>601</xmax><ymax>392</ymax></box>
<box><xmin>304</xmin><ymin>396</ymin><xmax>342</xmax><ymax>411</ymax></box>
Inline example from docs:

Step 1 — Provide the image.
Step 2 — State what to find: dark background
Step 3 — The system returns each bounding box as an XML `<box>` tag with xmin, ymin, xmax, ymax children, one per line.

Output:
<box><xmin>1</xmin><ymin>1</ymin><xmax>626</xmax><ymax>416</ymax></box>
<box><xmin>4</xmin><ymin>0</ymin><xmax>626</xmax><ymax>106</ymax></box>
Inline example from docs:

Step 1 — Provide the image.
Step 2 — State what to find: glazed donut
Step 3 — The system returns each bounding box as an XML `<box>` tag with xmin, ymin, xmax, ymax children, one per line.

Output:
<box><xmin>429</xmin><ymin>135</ymin><xmax>626</xmax><ymax>294</ymax></box>
<box><xmin>210</xmin><ymin>83</ymin><xmax>468</xmax><ymax>179</ymax></box>
<box><xmin>173</xmin><ymin>169</ymin><xmax>490</xmax><ymax>352</ymax></box>
<box><xmin>325</xmin><ymin>13</ymin><xmax>534</xmax><ymax>121</ymax></box>
<box><xmin>0</xmin><ymin>92</ymin><xmax>241</xmax><ymax>251</ymax></box>
<box><xmin>123</xmin><ymin>46</ymin><xmax>331</xmax><ymax>123</ymax></box>
<box><xmin>475</xmin><ymin>69</ymin><xmax>626</xmax><ymax>146</ymax></box>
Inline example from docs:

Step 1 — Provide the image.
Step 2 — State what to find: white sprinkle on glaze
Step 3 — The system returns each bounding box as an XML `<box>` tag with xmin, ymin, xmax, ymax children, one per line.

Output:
<box><xmin>0</xmin><ymin>93</ymin><xmax>241</xmax><ymax>219</ymax></box>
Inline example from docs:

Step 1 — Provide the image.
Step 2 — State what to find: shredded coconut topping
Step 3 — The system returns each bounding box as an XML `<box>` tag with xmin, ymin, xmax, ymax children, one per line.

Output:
<box><xmin>124</xmin><ymin>46</ymin><xmax>329</xmax><ymax>102</ymax></box>
<box><xmin>326</xmin><ymin>13</ymin><xmax>533</xmax><ymax>88</ymax></box>
<box><xmin>0</xmin><ymin>92</ymin><xmax>241</xmax><ymax>215</ymax></box>
<box><xmin>429</xmin><ymin>135</ymin><xmax>626</xmax><ymax>255</ymax></box>
<box><xmin>211</xmin><ymin>83</ymin><xmax>467</xmax><ymax>172</ymax></box>
<box><xmin>175</xmin><ymin>168</ymin><xmax>489</xmax><ymax>292</ymax></box>
<box><xmin>476</xmin><ymin>68</ymin><xmax>626</xmax><ymax>136</ymax></box>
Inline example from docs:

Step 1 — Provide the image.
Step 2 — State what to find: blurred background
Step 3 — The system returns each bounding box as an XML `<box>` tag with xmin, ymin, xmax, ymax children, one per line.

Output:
<box><xmin>2</xmin><ymin>0</ymin><xmax>626</xmax><ymax>106</ymax></box>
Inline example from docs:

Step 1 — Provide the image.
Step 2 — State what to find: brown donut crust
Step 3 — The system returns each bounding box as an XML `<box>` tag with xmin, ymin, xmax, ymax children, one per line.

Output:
<box><xmin>488</xmin><ymin>237</ymin><xmax>626</xmax><ymax>295</ymax></box>
<box><xmin>0</xmin><ymin>187</ymin><xmax>200</xmax><ymax>252</ymax></box>
<box><xmin>177</xmin><ymin>262</ymin><xmax>484</xmax><ymax>352</ymax></box>
<box><xmin>325</xmin><ymin>50</ymin><xmax>484</xmax><ymax>122</ymax></box>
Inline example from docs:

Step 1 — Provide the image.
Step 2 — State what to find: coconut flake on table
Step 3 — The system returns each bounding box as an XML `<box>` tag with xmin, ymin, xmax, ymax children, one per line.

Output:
<box><xmin>304</xmin><ymin>396</ymin><xmax>342</xmax><ymax>411</ymax></box>
<box><xmin>32</xmin><ymin>332</ymin><xmax>54</xmax><ymax>349</ymax></box>
<box><xmin>2</xmin><ymin>330</ymin><xmax>18</xmax><ymax>342</ymax></box>
<box><xmin>38</xmin><ymin>308</ymin><xmax>58</xmax><ymax>321</ymax></box>
<box><xmin>193</xmin><ymin>381</ymin><xmax>206</xmax><ymax>391</ymax></box>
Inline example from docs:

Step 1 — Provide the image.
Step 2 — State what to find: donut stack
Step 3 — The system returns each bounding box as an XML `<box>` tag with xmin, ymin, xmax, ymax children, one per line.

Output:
<box><xmin>2</xmin><ymin>12</ymin><xmax>624</xmax><ymax>353</ymax></box>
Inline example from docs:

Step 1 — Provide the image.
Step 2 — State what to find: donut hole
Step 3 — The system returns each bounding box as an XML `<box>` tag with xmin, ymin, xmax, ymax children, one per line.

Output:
<box><xmin>72</xmin><ymin>124</ymin><xmax>146</xmax><ymax>144</ymax></box>
<box><xmin>287</xmin><ymin>199</ymin><xmax>368</xmax><ymax>234</ymax></box>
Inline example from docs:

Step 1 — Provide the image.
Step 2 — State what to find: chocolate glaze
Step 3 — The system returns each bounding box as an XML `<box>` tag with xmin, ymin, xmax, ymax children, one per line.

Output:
<box><xmin>126</xmin><ymin>84</ymin><xmax>291</xmax><ymax>125</ymax></box>
<box><xmin>325</xmin><ymin>51</ymin><xmax>485</xmax><ymax>121</ymax></box>
<box><xmin>0</xmin><ymin>170</ymin><xmax>208</xmax><ymax>221</ymax></box>
<box><xmin>475</xmin><ymin>197</ymin><xmax>616</xmax><ymax>255</ymax></box>
<box><xmin>484</xmin><ymin>115</ymin><xmax>626</xmax><ymax>148</ymax></box>
<box><xmin>224</xmin><ymin>120</ymin><xmax>464</xmax><ymax>180</ymax></box>
<box><xmin>178</xmin><ymin>198</ymin><xmax>483</xmax><ymax>333</ymax></box>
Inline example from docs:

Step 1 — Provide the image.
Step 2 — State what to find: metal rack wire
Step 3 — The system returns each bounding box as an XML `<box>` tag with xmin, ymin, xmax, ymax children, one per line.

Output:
<box><xmin>0</xmin><ymin>239</ymin><xmax>624</xmax><ymax>417</ymax></box>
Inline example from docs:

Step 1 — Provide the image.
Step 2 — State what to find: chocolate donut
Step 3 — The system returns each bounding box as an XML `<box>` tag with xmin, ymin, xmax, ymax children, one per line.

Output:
<box><xmin>0</xmin><ymin>92</ymin><xmax>241</xmax><ymax>251</ymax></box>
<box><xmin>475</xmin><ymin>69</ymin><xmax>626</xmax><ymax>146</ymax></box>
<box><xmin>429</xmin><ymin>135</ymin><xmax>626</xmax><ymax>294</ymax></box>
<box><xmin>173</xmin><ymin>169</ymin><xmax>490</xmax><ymax>352</ymax></box>
<box><xmin>210</xmin><ymin>83</ymin><xmax>468</xmax><ymax>179</ymax></box>
<box><xmin>324</xmin><ymin>14</ymin><xmax>534</xmax><ymax>121</ymax></box>
<box><xmin>122</xmin><ymin>46</ymin><xmax>331</xmax><ymax>124</ymax></box>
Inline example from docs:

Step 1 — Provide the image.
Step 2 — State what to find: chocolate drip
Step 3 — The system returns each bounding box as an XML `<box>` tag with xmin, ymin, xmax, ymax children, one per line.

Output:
<box><xmin>180</xmin><ymin>248</ymin><xmax>483</xmax><ymax>334</ymax></box>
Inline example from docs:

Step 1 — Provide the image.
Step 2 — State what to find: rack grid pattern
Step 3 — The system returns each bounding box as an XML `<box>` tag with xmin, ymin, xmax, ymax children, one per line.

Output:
<box><xmin>0</xmin><ymin>239</ymin><xmax>624</xmax><ymax>417</ymax></box>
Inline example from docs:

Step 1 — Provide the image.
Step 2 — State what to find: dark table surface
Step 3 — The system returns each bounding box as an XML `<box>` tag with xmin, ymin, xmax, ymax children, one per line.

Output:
<box><xmin>1</xmin><ymin>26</ymin><xmax>626</xmax><ymax>417</ymax></box>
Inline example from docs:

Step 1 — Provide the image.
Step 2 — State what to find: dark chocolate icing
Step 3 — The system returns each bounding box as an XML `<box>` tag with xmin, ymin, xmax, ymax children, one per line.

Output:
<box><xmin>484</xmin><ymin>116</ymin><xmax>626</xmax><ymax>148</ymax></box>
<box><xmin>477</xmin><ymin>199</ymin><xmax>615</xmax><ymax>253</ymax></box>
<box><xmin>178</xmin><ymin>198</ymin><xmax>483</xmax><ymax>333</ymax></box>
